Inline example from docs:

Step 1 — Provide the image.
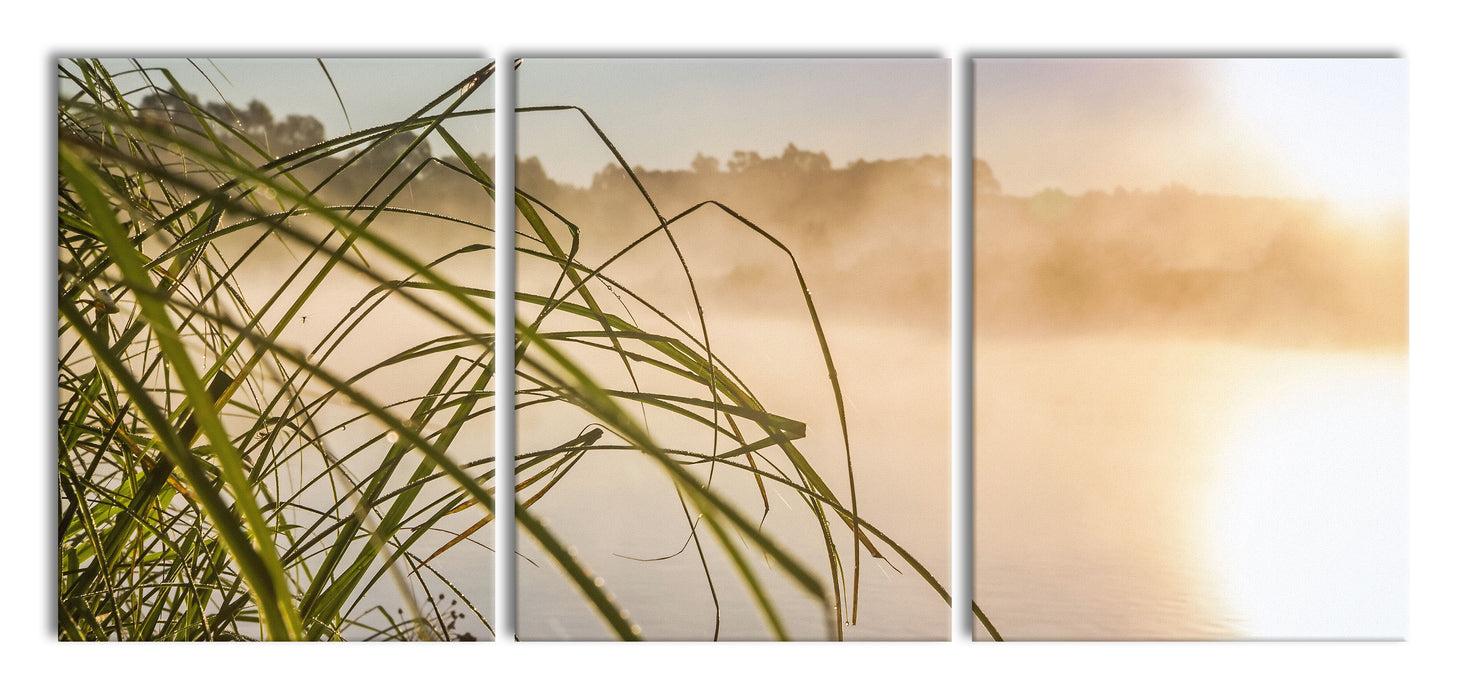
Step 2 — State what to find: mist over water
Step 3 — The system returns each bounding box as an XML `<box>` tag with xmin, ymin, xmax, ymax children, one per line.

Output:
<box><xmin>972</xmin><ymin>169</ymin><xmax>1407</xmax><ymax>639</ymax></box>
<box><xmin>514</xmin><ymin>151</ymin><xmax>953</xmax><ymax>640</ymax></box>
<box><xmin>217</xmin><ymin>141</ymin><xmax>1406</xmax><ymax>640</ymax></box>
<box><xmin>514</xmin><ymin>314</ymin><xmax>950</xmax><ymax>640</ymax></box>
<box><xmin>217</xmin><ymin>210</ymin><xmax>500</xmax><ymax>638</ymax></box>
<box><xmin>972</xmin><ymin>184</ymin><xmax>1406</xmax><ymax>350</ymax></box>
<box><xmin>242</xmin><ymin>128</ymin><xmax>1410</xmax><ymax>639</ymax></box>
<box><xmin>969</xmin><ymin>56</ymin><xmax>1407</xmax><ymax>640</ymax></box>
<box><xmin>516</xmin><ymin>147</ymin><xmax>951</xmax><ymax>330</ymax></box>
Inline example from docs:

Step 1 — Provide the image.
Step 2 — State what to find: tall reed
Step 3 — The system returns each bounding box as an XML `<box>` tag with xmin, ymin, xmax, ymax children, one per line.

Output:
<box><xmin>58</xmin><ymin>58</ymin><xmax>500</xmax><ymax>640</ymax></box>
<box><xmin>56</xmin><ymin>58</ymin><xmax>999</xmax><ymax>641</ymax></box>
<box><xmin>514</xmin><ymin>97</ymin><xmax>1002</xmax><ymax>641</ymax></box>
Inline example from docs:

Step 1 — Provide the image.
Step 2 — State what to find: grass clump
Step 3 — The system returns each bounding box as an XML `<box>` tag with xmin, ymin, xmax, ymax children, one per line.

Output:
<box><xmin>55</xmin><ymin>57</ymin><xmax>999</xmax><ymax>641</ymax></box>
<box><xmin>58</xmin><ymin>58</ymin><xmax>500</xmax><ymax>640</ymax></box>
<box><xmin>513</xmin><ymin>95</ymin><xmax>1002</xmax><ymax>641</ymax></box>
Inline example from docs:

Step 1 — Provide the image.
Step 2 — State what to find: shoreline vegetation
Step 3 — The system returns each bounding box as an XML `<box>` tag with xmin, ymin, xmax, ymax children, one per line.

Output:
<box><xmin>973</xmin><ymin>165</ymin><xmax>1406</xmax><ymax>351</ymax></box>
<box><xmin>57</xmin><ymin>58</ymin><xmax>1000</xmax><ymax>641</ymax></box>
<box><xmin>59</xmin><ymin>58</ymin><xmax>502</xmax><ymax>641</ymax></box>
<box><xmin>527</xmin><ymin>152</ymin><xmax>1404</xmax><ymax>351</ymax></box>
<box><xmin>513</xmin><ymin>94</ymin><xmax>997</xmax><ymax>640</ymax></box>
<box><xmin>60</xmin><ymin>57</ymin><xmax>1398</xmax><ymax>642</ymax></box>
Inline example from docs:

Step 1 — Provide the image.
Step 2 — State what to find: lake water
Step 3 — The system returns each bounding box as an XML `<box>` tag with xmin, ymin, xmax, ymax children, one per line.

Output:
<box><xmin>247</xmin><ymin>229</ymin><xmax>1406</xmax><ymax>641</ymax></box>
<box><xmin>516</xmin><ymin>314</ymin><xmax>954</xmax><ymax>641</ymax></box>
<box><xmin>238</xmin><ymin>236</ymin><xmax>1406</xmax><ymax>641</ymax></box>
<box><xmin>974</xmin><ymin>336</ymin><xmax>1407</xmax><ymax>640</ymax></box>
<box><xmin>516</xmin><ymin>323</ymin><xmax>1408</xmax><ymax>641</ymax></box>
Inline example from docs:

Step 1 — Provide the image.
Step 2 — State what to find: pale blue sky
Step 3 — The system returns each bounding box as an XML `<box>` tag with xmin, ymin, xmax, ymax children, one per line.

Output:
<box><xmin>72</xmin><ymin>57</ymin><xmax>1407</xmax><ymax>208</ymax></box>
<box><xmin>75</xmin><ymin>58</ymin><xmax>952</xmax><ymax>185</ymax></box>
<box><xmin>516</xmin><ymin>58</ymin><xmax>950</xmax><ymax>187</ymax></box>
<box><xmin>83</xmin><ymin>58</ymin><xmax>496</xmax><ymax>156</ymax></box>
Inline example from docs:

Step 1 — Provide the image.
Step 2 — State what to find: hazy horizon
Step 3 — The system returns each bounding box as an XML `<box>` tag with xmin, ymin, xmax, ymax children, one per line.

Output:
<box><xmin>973</xmin><ymin>57</ymin><xmax>1408</xmax><ymax>641</ymax></box>
<box><xmin>974</xmin><ymin>58</ymin><xmax>1407</xmax><ymax>216</ymax></box>
<box><xmin>516</xmin><ymin>58</ymin><xmax>950</xmax><ymax>188</ymax></box>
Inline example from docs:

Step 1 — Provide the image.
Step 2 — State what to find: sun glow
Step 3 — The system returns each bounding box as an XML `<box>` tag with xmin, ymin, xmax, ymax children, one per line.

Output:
<box><xmin>1218</xmin><ymin>59</ymin><xmax>1408</xmax><ymax>221</ymax></box>
<box><xmin>1209</xmin><ymin>353</ymin><xmax>1407</xmax><ymax>639</ymax></box>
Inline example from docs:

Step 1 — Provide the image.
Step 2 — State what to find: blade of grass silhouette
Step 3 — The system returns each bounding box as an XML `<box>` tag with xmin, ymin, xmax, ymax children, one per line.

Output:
<box><xmin>512</xmin><ymin>179</ymin><xmax>729</xmax><ymax>635</ymax></box>
<box><xmin>317</xmin><ymin>59</ymin><xmax>354</xmax><ymax>134</ymax></box>
<box><xmin>517</xmin><ymin>317</ymin><xmax>830</xmax><ymax>635</ymax></box>
<box><xmin>62</xmin><ymin>147</ymin><xmax>305</xmax><ymax>640</ymax></box>
<box><xmin>60</xmin><ymin>59</ymin><xmax>986</xmax><ymax>640</ymax></box>
<box><xmin>111</xmin><ymin>225</ymin><xmax>816</xmax><ymax>642</ymax></box>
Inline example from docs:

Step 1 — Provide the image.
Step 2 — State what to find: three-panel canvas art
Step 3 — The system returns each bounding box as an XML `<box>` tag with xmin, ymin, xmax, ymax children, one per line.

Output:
<box><xmin>57</xmin><ymin>57</ymin><xmax>1406</xmax><ymax>641</ymax></box>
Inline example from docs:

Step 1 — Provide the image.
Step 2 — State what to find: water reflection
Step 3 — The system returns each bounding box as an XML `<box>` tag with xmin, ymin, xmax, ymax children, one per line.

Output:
<box><xmin>974</xmin><ymin>337</ymin><xmax>1406</xmax><ymax>640</ymax></box>
<box><xmin>1210</xmin><ymin>351</ymin><xmax>1407</xmax><ymax>638</ymax></box>
<box><xmin>517</xmin><ymin>316</ymin><xmax>952</xmax><ymax>640</ymax></box>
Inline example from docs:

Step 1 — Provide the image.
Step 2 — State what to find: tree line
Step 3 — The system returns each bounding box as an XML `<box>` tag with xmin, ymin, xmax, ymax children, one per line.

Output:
<box><xmin>136</xmin><ymin>89</ymin><xmax>488</xmax><ymax>217</ymax></box>
<box><xmin>136</xmin><ymin>92</ymin><xmax>1404</xmax><ymax>347</ymax></box>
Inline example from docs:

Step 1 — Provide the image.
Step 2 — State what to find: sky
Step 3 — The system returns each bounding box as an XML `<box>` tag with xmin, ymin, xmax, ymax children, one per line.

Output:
<box><xmin>973</xmin><ymin>58</ymin><xmax>1408</xmax><ymax>212</ymax></box>
<box><xmin>75</xmin><ymin>58</ymin><xmax>952</xmax><ymax>187</ymax></box>
<box><xmin>75</xmin><ymin>57</ymin><xmax>1409</xmax><ymax>210</ymax></box>
<box><xmin>516</xmin><ymin>58</ymin><xmax>951</xmax><ymax>187</ymax></box>
<box><xmin>83</xmin><ymin>58</ymin><xmax>497</xmax><ymax>156</ymax></box>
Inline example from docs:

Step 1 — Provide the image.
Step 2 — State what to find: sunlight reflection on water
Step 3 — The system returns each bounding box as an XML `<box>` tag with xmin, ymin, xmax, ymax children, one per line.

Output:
<box><xmin>974</xmin><ymin>337</ymin><xmax>1405</xmax><ymax>640</ymax></box>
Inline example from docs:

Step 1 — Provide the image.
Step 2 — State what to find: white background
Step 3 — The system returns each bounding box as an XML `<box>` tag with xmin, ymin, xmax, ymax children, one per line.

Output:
<box><xmin>12</xmin><ymin>2</ymin><xmax>1465</xmax><ymax>697</ymax></box>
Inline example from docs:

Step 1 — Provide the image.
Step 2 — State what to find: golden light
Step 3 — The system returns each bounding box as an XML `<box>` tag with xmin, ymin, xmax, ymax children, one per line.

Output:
<box><xmin>1208</xmin><ymin>353</ymin><xmax>1407</xmax><ymax>638</ymax></box>
<box><xmin>1217</xmin><ymin>59</ymin><xmax>1408</xmax><ymax>222</ymax></box>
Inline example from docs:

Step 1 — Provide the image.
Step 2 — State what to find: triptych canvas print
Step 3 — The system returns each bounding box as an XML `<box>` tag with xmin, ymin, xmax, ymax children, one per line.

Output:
<box><xmin>57</xmin><ymin>56</ymin><xmax>1406</xmax><ymax>641</ymax></box>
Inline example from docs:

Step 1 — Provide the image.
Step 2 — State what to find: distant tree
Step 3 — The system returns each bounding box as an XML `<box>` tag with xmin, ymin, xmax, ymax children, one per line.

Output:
<box><xmin>516</xmin><ymin>156</ymin><xmax>553</xmax><ymax>194</ymax></box>
<box><xmin>270</xmin><ymin>114</ymin><xmax>325</xmax><ymax>154</ymax></box>
<box><xmin>726</xmin><ymin>150</ymin><xmax>764</xmax><ymax>174</ymax></box>
<box><xmin>138</xmin><ymin>92</ymin><xmax>327</xmax><ymax>157</ymax></box>
<box><xmin>359</xmin><ymin>131</ymin><xmax>431</xmax><ymax>176</ymax></box>
<box><xmin>779</xmin><ymin>143</ymin><xmax>831</xmax><ymax>172</ymax></box>
<box><xmin>138</xmin><ymin>89</ymin><xmax>201</xmax><ymax>129</ymax></box>
<box><xmin>974</xmin><ymin>158</ymin><xmax>1001</xmax><ymax>196</ymax></box>
<box><xmin>590</xmin><ymin>162</ymin><xmax>631</xmax><ymax>191</ymax></box>
<box><xmin>242</xmin><ymin>100</ymin><xmax>273</xmax><ymax>139</ymax></box>
<box><xmin>691</xmin><ymin>153</ymin><xmax>720</xmax><ymax>177</ymax></box>
<box><xmin>1028</xmin><ymin>188</ymin><xmax>1074</xmax><ymax>220</ymax></box>
<box><xmin>203</xmin><ymin>101</ymin><xmax>234</xmax><ymax>125</ymax></box>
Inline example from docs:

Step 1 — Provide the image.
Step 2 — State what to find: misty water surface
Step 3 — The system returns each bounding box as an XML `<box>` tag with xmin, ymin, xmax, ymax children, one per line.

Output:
<box><xmin>516</xmin><ymin>315</ymin><xmax>952</xmax><ymax>640</ymax></box>
<box><xmin>513</xmin><ymin>150</ymin><xmax>954</xmax><ymax>640</ymax></box>
<box><xmin>971</xmin><ymin>179</ymin><xmax>1407</xmax><ymax>640</ymax></box>
<box><xmin>974</xmin><ymin>337</ymin><xmax>1405</xmax><ymax>639</ymax></box>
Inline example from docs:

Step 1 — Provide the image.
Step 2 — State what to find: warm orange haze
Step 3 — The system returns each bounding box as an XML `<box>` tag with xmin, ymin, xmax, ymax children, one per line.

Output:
<box><xmin>972</xmin><ymin>58</ymin><xmax>1407</xmax><ymax>639</ymax></box>
<box><xmin>60</xmin><ymin>56</ymin><xmax>964</xmax><ymax>643</ymax></box>
<box><xmin>514</xmin><ymin>58</ymin><xmax>958</xmax><ymax>640</ymax></box>
<box><xmin>58</xmin><ymin>54</ymin><xmax>1408</xmax><ymax>644</ymax></box>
